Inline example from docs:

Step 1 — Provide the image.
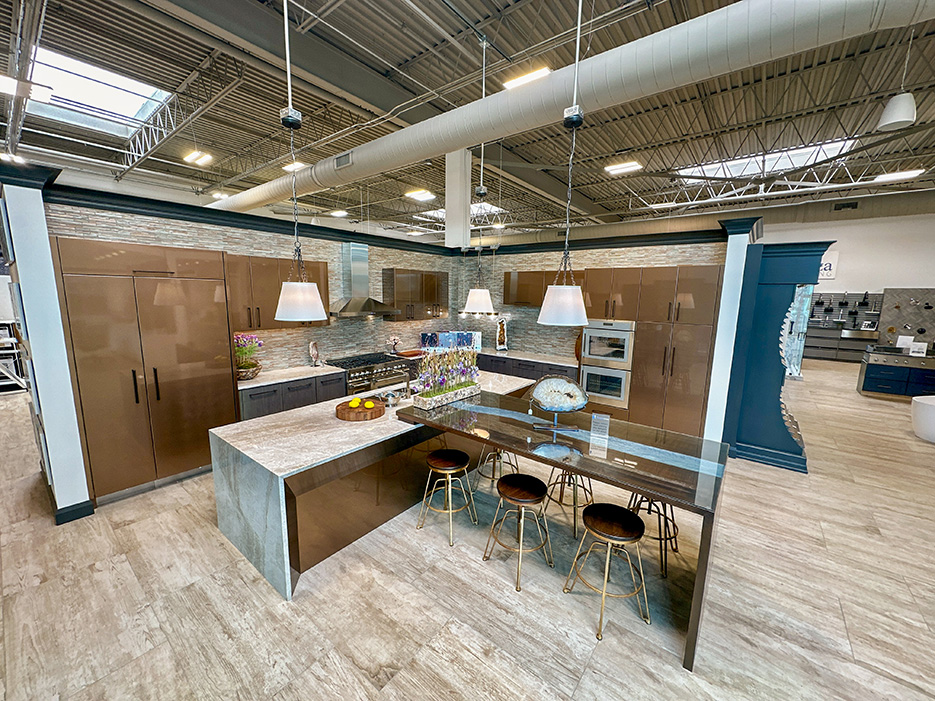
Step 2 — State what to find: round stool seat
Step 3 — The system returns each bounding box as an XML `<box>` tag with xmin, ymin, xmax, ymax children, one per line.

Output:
<box><xmin>427</xmin><ymin>449</ymin><xmax>470</xmax><ymax>471</ymax></box>
<box><xmin>497</xmin><ymin>473</ymin><xmax>548</xmax><ymax>504</ymax></box>
<box><xmin>583</xmin><ymin>503</ymin><xmax>645</xmax><ymax>543</ymax></box>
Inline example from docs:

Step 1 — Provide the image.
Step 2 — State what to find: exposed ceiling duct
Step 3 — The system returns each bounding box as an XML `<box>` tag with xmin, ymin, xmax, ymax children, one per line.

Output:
<box><xmin>209</xmin><ymin>0</ymin><xmax>935</xmax><ymax>214</ymax></box>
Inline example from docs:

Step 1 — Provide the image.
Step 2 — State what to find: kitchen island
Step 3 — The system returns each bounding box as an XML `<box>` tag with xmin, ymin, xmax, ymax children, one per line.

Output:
<box><xmin>210</xmin><ymin>371</ymin><xmax>533</xmax><ymax>599</ymax></box>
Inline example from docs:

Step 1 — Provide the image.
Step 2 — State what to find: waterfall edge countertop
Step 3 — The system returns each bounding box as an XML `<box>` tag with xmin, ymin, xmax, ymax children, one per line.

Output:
<box><xmin>479</xmin><ymin>349</ymin><xmax>578</xmax><ymax>368</ymax></box>
<box><xmin>212</xmin><ymin>370</ymin><xmax>534</xmax><ymax>478</ymax></box>
<box><xmin>237</xmin><ymin>364</ymin><xmax>345</xmax><ymax>390</ymax></box>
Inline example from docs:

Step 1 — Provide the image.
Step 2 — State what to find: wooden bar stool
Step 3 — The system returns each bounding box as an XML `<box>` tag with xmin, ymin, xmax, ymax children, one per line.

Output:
<box><xmin>627</xmin><ymin>493</ymin><xmax>679</xmax><ymax>578</ymax></box>
<box><xmin>417</xmin><ymin>449</ymin><xmax>477</xmax><ymax>546</ymax></box>
<box><xmin>483</xmin><ymin>473</ymin><xmax>554</xmax><ymax>591</ymax></box>
<box><xmin>544</xmin><ymin>468</ymin><xmax>594</xmax><ymax>537</ymax></box>
<box><xmin>471</xmin><ymin>445</ymin><xmax>519</xmax><ymax>492</ymax></box>
<box><xmin>563</xmin><ymin>502</ymin><xmax>651</xmax><ymax>640</ymax></box>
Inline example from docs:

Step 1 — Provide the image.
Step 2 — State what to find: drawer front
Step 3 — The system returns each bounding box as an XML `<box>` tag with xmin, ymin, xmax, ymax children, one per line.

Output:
<box><xmin>513</xmin><ymin>360</ymin><xmax>542</xmax><ymax>380</ymax></box>
<box><xmin>316</xmin><ymin>373</ymin><xmax>347</xmax><ymax>402</ymax></box>
<box><xmin>477</xmin><ymin>354</ymin><xmax>494</xmax><ymax>372</ymax></box>
<box><xmin>240</xmin><ymin>386</ymin><xmax>283</xmax><ymax>419</ymax></box>
<box><xmin>907</xmin><ymin>383</ymin><xmax>935</xmax><ymax>397</ymax></box>
<box><xmin>909</xmin><ymin>368</ymin><xmax>935</xmax><ymax>385</ymax></box>
<box><xmin>806</xmin><ymin>328</ymin><xmax>841</xmax><ymax>339</ymax></box>
<box><xmin>483</xmin><ymin>356</ymin><xmax>513</xmax><ymax>375</ymax></box>
<box><xmin>281</xmin><ymin>378</ymin><xmax>317</xmax><ymax>410</ymax></box>
<box><xmin>864</xmin><ymin>364</ymin><xmax>911</xmax><ymax>381</ymax></box>
<box><xmin>861</xmin><ymin>377</ymin><xmax>908</xmax><ymax>395</ymax></box>
<box><xmin>544</xmin><ymin>363</ymin><xmax>578</xmax><ymax>380</ymax></box>
<box><xmin>804</xmin><ymin>348</ymin><xmax>838</xmax><ymax>359</ymax></box>
<box><xmin>805</xmin><ymin>339</ymin><xmax>839</xmax><ymax>350</ymax></box>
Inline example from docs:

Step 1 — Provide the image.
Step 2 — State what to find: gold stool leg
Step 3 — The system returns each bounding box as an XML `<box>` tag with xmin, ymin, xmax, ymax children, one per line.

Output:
<box><xmin>516</xmin><ymin>505</ymin><xmax>525</xmax><ymax>592</ymax></box>
<box><xmin>563</xmin><ymin>530</ymin><xmax>588</xmax><ymax>593</ymax></box>
<box><xmin>446</xmin><ymin>474</ymin><xmax>454</xmax><ymax>546</ymax></box>
<box><xmin>483</xmin><ymin>499</ymin><xmax>504</xmax><ymax>560</ymax></box>
<box><xmin>417</xmin><ymin>471</ymin><xmax>434</xmax><ymax>529</ymax></box>
<box><xmin>636</xmin><ymin>542</ymin><xmax>651</xmax><ymax>624</ymax></box>
<box><xmin>597</xmin><ymin>541</ymin><xmax>613</xmax><ymax>641</ymax></box>
<box><xmin>458</xmin><ymin>469</ymin><xmax>478</xmax><ymax>524</ymax></box>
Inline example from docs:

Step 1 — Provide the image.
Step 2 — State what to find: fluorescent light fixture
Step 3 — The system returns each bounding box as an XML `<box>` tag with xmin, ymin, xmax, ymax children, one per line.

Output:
<box><xmin>503</xmin><ymin>67</ymin><xmax>551</xmax><ymax>90</ymax></box>
<box><xmin>0</xmin><ymin>154</ymin><xmax>11</xmax><ymax>162</ymax></box>
<box><xmin>873</xmin><ymin>169</ymin><xmax>925</xmax><ymax>183</ymax></box>
<box><xmin>12</xmin><ymin>155</ymin><xmax>25</xmax><ymax>164</ymax></box>
<box><xmin>406</xmin><ymin>230</ymin><xmax>428</xmax><ymax>236</ymax></box>
<box><xmin>184</xmin><ymin>150</ymin><xmax>213</xmax><ymax>164</ymax></box>
<box><xmin>649</xmin><ymin>202</ymin><xmax>680</xmax><ymax>209</ymax></box>
<box><xmin>194</xmin><ymin>153</ymin><xmax>213</xmax><ymax>166</ymax></box>
<box><xmin>330</xmin><ymin>210</ymin><xmax>348</xmax><ymax>217</ymax></box>
<box><xmin>282</xmin><ymin>161</ymin><xmax>306</xmax><ymax>172</ymax></box>
<box><xmin>405</xmin><ymin>188</ymin><xmax>436</xmax><ymax>202</ymax></box>
<box><xmin>491</xmin><ymin>222</ymin><xmax>506</xmax><ymax>229</ymax></box>
<box><xmin>183</xmin><ymin>150</ymin><xmax>203</xmax><ymax>163</ymax></box>
<box><xmin>211</xmin><ymin>192</ymin><xmax>229</xmax><ymax>199</ymax></box>
<box><xmin>604</xmin><ymin>160</ymin><xmax>643</xmax><ymax>175</ymax></box>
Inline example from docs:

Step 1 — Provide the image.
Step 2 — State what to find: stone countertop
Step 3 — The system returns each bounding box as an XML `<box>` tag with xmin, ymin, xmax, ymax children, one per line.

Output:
<box><xmin>212</xmin><ymin>371</ymin><xmax>534</xmax><ymax>479</ymax></box>
<box><xmin>237</xmin><ymin>364</ymin><xmax>345</xmax><ymax>390</ymax></box>
<box><xmin>478</xmin><ymin>349</ymin><xmax>578</xmax><ymax>368</ymax></box>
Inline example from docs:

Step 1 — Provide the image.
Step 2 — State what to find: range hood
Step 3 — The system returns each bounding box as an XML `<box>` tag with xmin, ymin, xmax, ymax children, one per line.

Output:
<box><xmin>329</xmin><ymin>242</ymin><xmax>400</xmax><ymax>318</ymax></box>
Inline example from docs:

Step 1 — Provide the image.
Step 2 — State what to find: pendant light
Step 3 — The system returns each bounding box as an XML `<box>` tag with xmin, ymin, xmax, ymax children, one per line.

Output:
<box><xmin>538</xmin><ymin>0</ymin><xmax>588</xmax><ymax>328</ymax></box>
<box><xmin>462</xmin><ymin>247</ymin><xmax>496</xmax><ymax>316</ymax></box>
<box><xmin>877</xmin><ymin>30</ymin><xmax>917</xmax><ymax>132</ymax></box>
<box><xmin>274</xmin><ymin>0</ymin><xmax>326</xmax><ymax>322</ymax></box>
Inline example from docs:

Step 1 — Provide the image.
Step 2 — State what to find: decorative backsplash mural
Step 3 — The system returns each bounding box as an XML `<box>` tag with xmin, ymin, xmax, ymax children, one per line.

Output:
<box><xmin>878</xmin><ymin>288</ymin><xmax>935</xmax><ymax>349</ymax></box>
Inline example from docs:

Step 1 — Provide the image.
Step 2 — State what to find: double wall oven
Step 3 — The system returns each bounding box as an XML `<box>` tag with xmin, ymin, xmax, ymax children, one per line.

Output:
<box><xmin>579</xmin><ymin>320</ymin><xmax>634</xmax><ymax>409</ymax></box>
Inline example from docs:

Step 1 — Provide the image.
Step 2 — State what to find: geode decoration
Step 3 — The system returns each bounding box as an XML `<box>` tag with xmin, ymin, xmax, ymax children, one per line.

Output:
<box><xmin>530</xmin><ymin>375</ymin><xmax>588</xmax><ymax>413</ymax></box>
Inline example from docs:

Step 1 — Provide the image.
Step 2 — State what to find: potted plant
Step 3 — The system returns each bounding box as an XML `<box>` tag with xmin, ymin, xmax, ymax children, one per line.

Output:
<box><xmin>413</xmin><ymin>347</ymin><xmax>481</xmax><ymax>409</ymax></box>
<box><xmin>233</xmin><ymin>333</ymin><xmax>264</xmax><ymax>380</ymax></box>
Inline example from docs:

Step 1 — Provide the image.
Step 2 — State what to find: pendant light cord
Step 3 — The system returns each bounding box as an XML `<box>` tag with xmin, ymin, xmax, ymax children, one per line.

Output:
<box><xmin>289</xmin><ymin>128</ymin><xmax>306</xmax><ymax>282</ymax></box>
<box><xmin>900</xmin><ymin>29</ymin><xmax>914</xmax><ymax>91</ymax></box>
<box><xmin>479</xmin><ymin>39</ymin><xmax>487</xmax><ymax>191</ymax></box>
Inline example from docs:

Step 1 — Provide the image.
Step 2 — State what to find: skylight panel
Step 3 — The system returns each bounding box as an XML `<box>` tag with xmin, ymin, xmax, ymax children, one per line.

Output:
<box><xmin>419</xmin><ymin>202</ymin><xmax>505</xmax><ymax>220</ymax></box>
<box><xmin>26</xmin><ymin>47</ymin><xmax>169</xmax><ymax>136</ymax></box>
<box><xmin>677</xmin><ymin>139</ymin><xmax>855</xmax><ymax>184</ymax></box>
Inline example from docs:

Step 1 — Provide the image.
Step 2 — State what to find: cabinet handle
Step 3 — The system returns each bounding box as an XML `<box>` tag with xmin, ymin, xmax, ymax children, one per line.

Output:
<box><xmin>249</xmin><ymin>389</ymin><xmax>277</xmax><ymax>398</ymax></box>
<box><xmin>287</xmin><ymin>383</ymin><xmax>314</xmax><ymax>391</ymax></box>
<box><xmin>256</xmin><ymin>307</ymin><xmax>261</xmax><ymax>327</ymax></box>
<box><xmin>604</xmin><ymin>300</ymin><xmax>609</xmax><ymax>318</ymax></box>
<box><xmin>612</xmin><ymin>299</ymin><xmax>616</xmax><ymax>317</ymax></box>
<box><xmin>321</xmin><ymin>376</ymin><xmax>341</xmax><ymax>385</ymax></box>
<box><xmin>153</xmin><ymin>367</ymin><xmax>161</xmax><ymax>400</ymax></box>
<box><xmin>131</xmin><ymin>369</ymin><xmax>140</xmax><ymax>404</ymax></box>
<box><xmin>661</xmin><ymin>347</ymin><xmax>668</xmax><ymax>376</ymax></box>
<box><xmin>670</xmin><ymin>346</ymin><xmax>676</xmax><ymax>376</ymax></box>
<box><xmin>667</xmin><ymin>302</ymin><xmax>672</xmax><ymax>321</ymax></box>
<box><xmin>132</xmin><ymin>270</ymin><xmax>175</xmax><ymax>275</ymax></box>
<box><xmin>247</xmin><ymin>306</ymin><xmax>253</xmax><ymax>328</ymax></box>
<box><xmin>676</xmin><ymin>301</ymin><xmax>681</xmax><ymax>321</ymax></box>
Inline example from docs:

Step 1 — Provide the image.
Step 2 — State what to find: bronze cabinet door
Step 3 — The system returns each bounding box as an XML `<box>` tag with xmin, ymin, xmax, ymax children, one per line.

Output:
<box><xmin>662</xmin><ymin>324</ymin><xmax>713</xmax><ymax>436</ymax></box>
<box><xmin>62</xmin><ymin>274</ymin><xmax>157</xmax><ymax>497</ymax></box>
<box><xmin>56</xmin><ymin>237</ymin><xmax>223</xmax><ymax>278</ymax></box>
<box><xmin>225</xmin><ymin>254</ymin><xmax>254</xmax><ymax>331</ymax></box>
<box><xmin>610</xmin><ymin>267</ymin><xmax>642</xmax><ymax>320</ymax></box>
<box><xmin>517</xmin><ymin>271</ymin><xmax>546</xmax><ymax>306</ymax></box>
<box><xmin>134</xmin><ymin>277</ymin><xmax>237</xmax><ymax>479</ymax></box>
<box><xmin>674</xmin><ymin>265</ymin><xmax>722</xmax><ymax>325</ymax></box>
<box><xmin>422</xmin><ymin>271</ymin><xmax>439</xmax><ymax>317</ymax></box>
<box><xmin>627</xmin><ymin>322</ymin><xmax>672</xmax><ymax>429</ymax></box>
<box><xmin>637</xmin><ymin>267</ymin><xmax>678</xmax><ymax>322</ymax></box>
<box><xmin>306</xmin><ymin>261</ymin><xmax>330</xmax><ymax>327</ymax></box>
<box><xmin>582</xmin><ymin>268</ymin><xmax>613</xmax><ymax>319</ymax></box>
<box><xmin>249</xmin><ymin>256</ymin><xmax>282</xmax><ymax>329</ymax></box>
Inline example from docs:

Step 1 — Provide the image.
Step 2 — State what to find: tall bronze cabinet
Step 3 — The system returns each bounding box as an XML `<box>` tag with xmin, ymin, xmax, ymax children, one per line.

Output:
<box><xmin>56</xmin><ymin>238</ymin><xmax>237</xmax><ymax>498</ymax></box>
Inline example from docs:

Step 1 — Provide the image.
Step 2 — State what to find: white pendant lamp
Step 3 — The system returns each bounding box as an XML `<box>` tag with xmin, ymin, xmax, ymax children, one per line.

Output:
<box><xmin>274</xmin><ymin>0</ymin><xmax>326</xmax><ymax>323</ymax></box>
<box><xmin>538</xmin><ymin>0</ymin><xmax>588</xmax><ymax>329</ymax></box>
<box><xmin>877</xmin><ymin>92</ymin><xmax>916</xmax><ymax>132</ymax></box>
<box><xmin>878</xmin><ymin>32</ymin><xmax>917</xmax><ymax>132</ymax></box>
<box><xmin>462</xmin><ymin>247</ymin><xmax>497</xmax><ymax>316</ymax></box>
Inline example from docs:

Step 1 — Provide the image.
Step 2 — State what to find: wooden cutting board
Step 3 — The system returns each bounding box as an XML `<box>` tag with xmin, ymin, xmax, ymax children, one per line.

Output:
<box><xmin>335</xmin><ymin>398</ymin><xmax>385</xmax><ymax>421</ymax></box>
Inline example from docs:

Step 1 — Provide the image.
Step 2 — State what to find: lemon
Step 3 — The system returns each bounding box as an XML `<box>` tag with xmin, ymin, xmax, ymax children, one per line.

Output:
<box><xmin>349</xmin><ymin>398</ymin><xmax>361</xmax><ymax>408</ymax></box>
<box><xmin>364</xmin><ymin>400</ymin><xmax>375</xmax><ymax>409</ymax></box>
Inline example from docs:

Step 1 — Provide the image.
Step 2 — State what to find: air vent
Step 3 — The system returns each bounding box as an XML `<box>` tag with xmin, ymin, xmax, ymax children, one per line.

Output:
<box><xmin>833</xmin><ymin>201</ymin><xmax>859</xmax><ymax>211</ymax></box>
<box><xmin>335</xmin><ymin>151</ymin><xmax>352</xmax><ymax>169</ymax></box>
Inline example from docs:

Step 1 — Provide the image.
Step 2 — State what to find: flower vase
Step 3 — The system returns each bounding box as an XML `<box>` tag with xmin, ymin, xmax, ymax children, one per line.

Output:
<box><xmin>237</xmin><ymin>361</ymin><xmax>262</xmax><ymax>381</ymax></box>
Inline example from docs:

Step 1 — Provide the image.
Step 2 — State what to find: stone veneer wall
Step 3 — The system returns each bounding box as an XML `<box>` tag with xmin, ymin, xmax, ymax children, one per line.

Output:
<box><xmin>43</xmin><ymin>203</ymin><xmax>726</xmax><ymax>367</ymax></box>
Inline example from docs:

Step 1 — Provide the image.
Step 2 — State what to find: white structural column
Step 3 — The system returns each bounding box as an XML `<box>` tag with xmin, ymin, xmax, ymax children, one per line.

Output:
<box><xmin>2</xmin><ymin>185</ymin><xmax>90</xmax><ymax>513</ymax></box>
<box><xmin>702</xmin><ymin>225</ymin><xmax>756</xmax><ymax>441</ymax></box>
<box><xmin>445</xmin><ymin>150</ymin><xmax>471</xmax><ymax>249</ymax></box>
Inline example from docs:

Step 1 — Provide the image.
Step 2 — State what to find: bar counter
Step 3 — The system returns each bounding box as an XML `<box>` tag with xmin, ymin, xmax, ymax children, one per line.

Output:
<box><xmin>209</xmin><ymin>371</ymin><xmax>533</xmax><ymax>599</ymax></box>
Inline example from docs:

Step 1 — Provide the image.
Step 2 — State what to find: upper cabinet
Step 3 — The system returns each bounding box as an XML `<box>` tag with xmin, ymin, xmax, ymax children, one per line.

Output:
<box><xmin>225</xmin><ymin>255</ymin><xmax>331</xmax><ymax>331</ymax></box>
<box><xmin>383</xmin><ymin>268</ymin><xmax>449</xmax><ymax>321</ymax></box>
<box><xmin>56</xmin><ymin>237</ymin><xmax>224</xmax><ymax>279</ymax></box>
<box><xmin>584</xmin><ymin>267</ymin><xmax>641</xmax><ymax>320</ymax></box>
<box><xmin>636</xmin><ymin>265</ymin><xmax>721</xmax><ymax>325</ymax></box>
<box><xmin>503</xmin><ymin>271</ymin><xmax>546</xmax><ymax>307</ymax></box>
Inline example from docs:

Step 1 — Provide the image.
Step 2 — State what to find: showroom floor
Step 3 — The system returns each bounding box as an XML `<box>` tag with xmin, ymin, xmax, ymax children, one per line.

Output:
<box><xmin>1</xmin><ymin>360</ymin><xmax>933</xmax><ymax>700</ymax></box>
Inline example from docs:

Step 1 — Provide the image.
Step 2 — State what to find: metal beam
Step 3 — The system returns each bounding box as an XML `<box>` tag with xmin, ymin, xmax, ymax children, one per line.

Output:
<box><xmin>4</xmin><ymin>0</ymin><xmax>48</xmax><ymax>154</ymax></box>
<box><xmin>116</xmin><ymin>52</ymin><xmax>245</xmax><ymax>181</ymax></box>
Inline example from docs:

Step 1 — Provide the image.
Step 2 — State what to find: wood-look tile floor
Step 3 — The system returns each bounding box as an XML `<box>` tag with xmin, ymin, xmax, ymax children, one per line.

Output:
<box><xmin>1</xmin><ymin>359</ymin><xmax>934</xmax><ymax>700</ymax></box>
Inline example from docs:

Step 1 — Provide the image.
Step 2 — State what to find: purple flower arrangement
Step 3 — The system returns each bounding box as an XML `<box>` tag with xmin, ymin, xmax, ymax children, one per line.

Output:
<box><xmin>416</xmin><ymin>347</ymin><xmax>480</xmax><ymax>399</ymax></box>
<box><xmin>233</xmin><ymin>333</ymin><xmax>263</xmax><ymax>369</ymax></box>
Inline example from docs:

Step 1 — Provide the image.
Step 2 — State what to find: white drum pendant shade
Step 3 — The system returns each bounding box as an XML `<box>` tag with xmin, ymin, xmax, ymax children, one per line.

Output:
<box><xmin>877</xmin><ymin>92</ymin><xmax>916</xmax><ymax>132</ymax></box>
<box><xmin>463</xmin><ymin>288</ymin><xmax>495</xmax><ymax>314</ymax></box>
<box><xmin>275</xmin><ymin>281</ymin><xmax>327</xmax><ymax>321</ymax></box>
<box><xmin>537</xmin><ymin>284</ymin><xmax>588</xmax><ymax>326</ymax></box>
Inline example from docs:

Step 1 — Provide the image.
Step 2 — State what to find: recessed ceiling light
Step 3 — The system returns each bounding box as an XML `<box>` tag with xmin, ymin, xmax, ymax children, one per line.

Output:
<box><xmin>604</xmin><ymin>160</ymin><xmax>643</xmax><ymax>175</ymax></box>
<box><xmin>211</xmin><ymin>192</ymin><xmax>229</xmax><ymax>199</ymax></box>
<box><xmin>282</xmin><ymin>161</ymin><xmax>306</xmax><ymax>172</ymax></box>
<box><xmin>405</xmin><ymin>189</ymin><xmax>435</xmax><ymax>202</ymax></box>
<box><xmin>873</xmin><ymin>169</ymin><xmax>925</xmax><ymax>183</ymax></box>
<box><xmin>330</xmin><ymin>210</ymin><xmax>348</xmax><ymax>217</ymax></box>
<box><xmin>503</xmin><ymin>67</ymin><xmax>551</xmax><ymax>90</ymax></box>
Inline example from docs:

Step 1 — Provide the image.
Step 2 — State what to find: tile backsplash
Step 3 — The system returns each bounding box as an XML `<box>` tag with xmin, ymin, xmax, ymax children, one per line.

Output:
<box><xmin>44</xmin><ymin>203</ymin><xmax>726</xmax><ymax>369</ymax></box>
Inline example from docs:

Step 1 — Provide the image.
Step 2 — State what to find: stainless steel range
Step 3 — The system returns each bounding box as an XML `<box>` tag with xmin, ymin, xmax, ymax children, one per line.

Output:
<box><xmin>328</xmin><ymin>352</ymin><xmax>411</xmax><ymax>394</ymax></box>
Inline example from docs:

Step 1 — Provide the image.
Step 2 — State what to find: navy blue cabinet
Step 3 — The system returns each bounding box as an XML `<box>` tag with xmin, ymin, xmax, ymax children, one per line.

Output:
<box><xmin>861</xmin><ymin>364</ymin><xmax>935</xmax><ymax>397</ymax></box>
